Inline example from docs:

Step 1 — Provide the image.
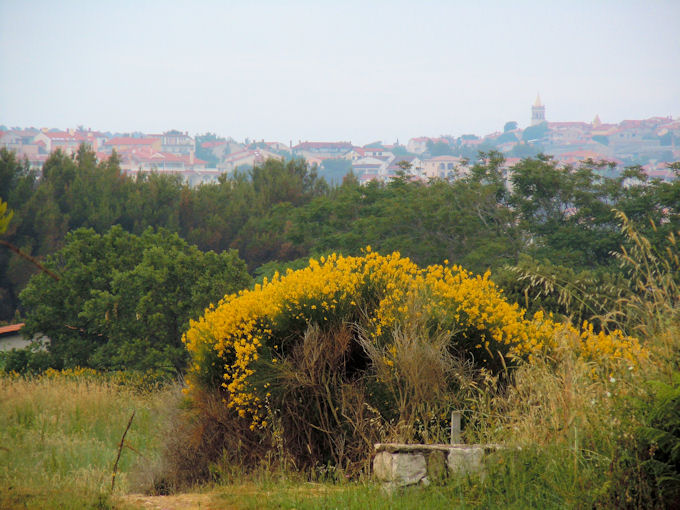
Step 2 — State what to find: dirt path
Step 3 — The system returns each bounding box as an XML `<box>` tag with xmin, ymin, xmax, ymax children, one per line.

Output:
<box><xmin>122</xmin><ymin>493</ymin><xmax>228</xmax><ymax>510</ymax></box>
<box><xmin>121</xmin><ymin>483</ymin><xmax>345</xmax><ymax>509</ymax></box>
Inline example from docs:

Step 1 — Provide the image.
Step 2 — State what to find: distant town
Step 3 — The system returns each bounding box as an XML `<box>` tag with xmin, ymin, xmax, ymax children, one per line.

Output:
<box><xmin>2</xmin><ymin>96</ymin><xmax>678</xmax><ymax>185</ymax></box>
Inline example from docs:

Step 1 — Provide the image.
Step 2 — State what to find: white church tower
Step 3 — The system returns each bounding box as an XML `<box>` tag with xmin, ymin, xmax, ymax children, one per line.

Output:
<box><xmin>531</xmin><ymin>93</ymin><xmax>546</xmax><ymax>125</ymax></box>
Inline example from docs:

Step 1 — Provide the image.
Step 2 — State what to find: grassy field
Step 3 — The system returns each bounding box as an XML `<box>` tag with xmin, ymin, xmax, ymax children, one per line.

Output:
<box><xmin>0</xmin><ymin>362</ymin><xmax>661</xmax><ymax>510</ymax></box>
<box><xmin>0</xmin><ymin>370</ymin><xmax>175</xmax><ymax>509</ymax></box>
<box><xmin>0</xmin><ymin>372</ymin><xmax>584</xmax><ymax>509</ymax></box>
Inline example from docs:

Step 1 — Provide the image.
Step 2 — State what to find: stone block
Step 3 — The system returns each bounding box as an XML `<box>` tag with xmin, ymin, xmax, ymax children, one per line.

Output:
<box><xmin>446</xmin><ymin>446</ymin><xmax>484</xmax><ymax>476</ymax></box>
<box><xmin>426</xmin><ymin>450</ymin><xmax>447</xmax><ymax>482</ymax></box>
<box><xmin>373</xmin><ymin>443</ymin><xmax>502</xmax><ymax>487</ymax></box>
<box><xmin>373</xmin><ymin>451</ymin><xmax>427</xmax><ymax>486</ymax></box>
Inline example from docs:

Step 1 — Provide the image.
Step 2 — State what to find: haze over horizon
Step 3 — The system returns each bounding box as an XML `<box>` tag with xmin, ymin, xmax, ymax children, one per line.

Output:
<box><xmin>1</xmin><ymin>0</ymin><xmax>679</xmax><ymax>145</ymax></box>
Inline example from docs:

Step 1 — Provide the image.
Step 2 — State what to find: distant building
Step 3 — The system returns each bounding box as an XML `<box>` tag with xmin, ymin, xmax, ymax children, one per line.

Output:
<box><xmin>104</xmin><ymin>136</ymin><xmax>161</xmax><ymax>153</ymax></box>
<box><xmin>120</xmin><ymin>150</ymin><xmax>207</xmax><ymax>173</ymax></box>
<box><xmin>161</xmin><ymin>130</ymin><xmax>194</xmax><ymax>155</ymax></box>
<box><xmin>406</xmin><ymin>136</ymin><xmax>449</xmax><ymax>155</ymax></box>
<box><xmin>33</xmin><ymin>130</ymin><xmax>83</xmax><ymax>155</ymax></box>
<box><xmin>0</xmin><ymin>323</ymin><xmax>30</xmax><ymax>351</ymax></box>
<box><xmin>531</xmin><ymin>93</ymin><xmax>546</xmax><ymax>126</ymax></box>
<box><xmin>220</xmin><ymin>149</ymin><xmax>284</xmax><ymax>172</ymax></box>
<box><xmin>547</xmin><ymin>121</ymin><xmax>591</xmax><ymax>144</ymax></box>
<box><xmin>422</xmin><ymin>155</ymin><xmax>465</xmax><ymax>179</ymax></box>
<box><xmin>351</xmin><ymin>156</ymin><xmax>388</xmax><ymax>176</ymax></box>
<box><xmin>0</xmin><ymin>323</ymin><xmax>49</xmax><ymax>352</ymax></box>
<box><xmin>292</xmin><ymin>141</ymin><xmax>353</xmax><ymax>159</ymax></box>
<box><xmin>406</xmin><ymin>137</ymin><xmax>429</xmax><ymax>154</ymax></box>
<box><xmin>385</xmin><ymin>156</ymin><xmax>423</xmax><ymax>175</ymax></box>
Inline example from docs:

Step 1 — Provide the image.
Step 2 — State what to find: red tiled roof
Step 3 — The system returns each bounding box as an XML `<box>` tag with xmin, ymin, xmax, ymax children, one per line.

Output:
<box><xmin>0</xmin><ymin>323</ymin><xmax>24</xmax><ymax>335</ymax></box>
<box><xmin>117</xmin><ymin>149</ymin><xmax>206</xmax><ymax>167</ymax></box>
<box><xmin>43</xmin><ymin>131</ymin><xmax>85</xmax><ymax>141</ymax></box>
<box><xmin>293</xmin><ymin>142</ymin><xmax>353</xmax><ymax>150</ymax></box>
<box><xmin>201</xmin><ymin>141</ymin><xmax>227</xmax><ymax>148</ymax></box>
<box><xmin>106</xmin><ymin>137</ymin><xmax>157</xmax><ymax>146</ymax></box>
<box><xmin>224</xmin><ymin>149</ymin><xmax>253</xmax><ymax>162</ymax></box>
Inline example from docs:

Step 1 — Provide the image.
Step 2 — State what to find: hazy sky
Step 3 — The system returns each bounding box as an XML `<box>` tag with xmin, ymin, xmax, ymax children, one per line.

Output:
<box><xmin>1</xmin><ymin>0</ymin><xmax>678</xmax><ymax>145</ymax></box>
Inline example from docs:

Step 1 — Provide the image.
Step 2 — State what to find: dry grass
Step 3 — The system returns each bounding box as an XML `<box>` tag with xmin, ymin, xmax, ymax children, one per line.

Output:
<box><xmin>270</xmin><ymin>323</ymin><xmax>377</xmax><ymax>472</ymax></box>
<box><xmin>140</xmin><ymin>387</ymin><xmax>277</xmax><ymax>493</ymax></box>
<box><xmin>358</xmin><ymin>305</ymin><xmax>481</xmax><ymax>445</ymax></box>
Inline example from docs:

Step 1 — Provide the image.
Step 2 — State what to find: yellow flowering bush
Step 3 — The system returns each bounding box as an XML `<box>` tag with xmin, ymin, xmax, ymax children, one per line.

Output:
<box><xmin>183</xmin><ymin>249</ymin><xmax>645</xmax><ymax>433</ymax></box>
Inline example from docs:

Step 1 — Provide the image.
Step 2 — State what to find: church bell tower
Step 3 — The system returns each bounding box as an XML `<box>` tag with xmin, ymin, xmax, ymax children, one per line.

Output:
<box><xmin>531</xmin><ymin>93</ymin><xmax>546</xmax><ymax>125</ymax></box>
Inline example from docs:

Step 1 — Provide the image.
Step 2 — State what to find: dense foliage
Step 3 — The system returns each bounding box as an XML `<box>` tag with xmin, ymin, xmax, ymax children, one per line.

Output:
<box><xmin>1</xmin><ymin>147</ymin><xmax>678</xmax><ymax>317</ymax></box>
<box><xmin>1</xmin><ymin>145</ymin><xmax>679</xmax><ymax>374</ymax></box>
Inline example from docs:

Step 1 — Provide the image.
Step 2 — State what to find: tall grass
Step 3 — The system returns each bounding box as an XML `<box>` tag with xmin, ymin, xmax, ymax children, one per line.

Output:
<box><xmin>461</xmin><ymin>215</ymin><xmax>680</xmax><ymax>508</ymax></box>
<box><xmin>0</xmin><ymin>371</ymin><xmax>178</xmax><ymax>509</ymax></box>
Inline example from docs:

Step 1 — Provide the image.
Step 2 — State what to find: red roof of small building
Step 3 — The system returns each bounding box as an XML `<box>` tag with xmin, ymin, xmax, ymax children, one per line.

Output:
<box><xmin>0</xmin><ymin>323</ymin><xmax>24</xmax><ymax>335</ymax></box>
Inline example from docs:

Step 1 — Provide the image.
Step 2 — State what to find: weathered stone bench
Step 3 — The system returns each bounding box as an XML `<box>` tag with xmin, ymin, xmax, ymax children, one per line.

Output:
<box><xmin>373</xmin><ymin>443</ymin><xmax>503</xmax><ymax>487</ymax></box>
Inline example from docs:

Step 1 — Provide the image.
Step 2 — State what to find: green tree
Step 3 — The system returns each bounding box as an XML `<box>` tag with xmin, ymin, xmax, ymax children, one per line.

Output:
<box><xmin>195</xmin><ymin>132</ymin><xmax>224</xmax><ymax>167</ymax></box>
<box><xmin>19</xmin><ymin>226</ymin><xmax>251</xmax><ymax>372</ymax></box>
<box><xmin>179</xmin><ymin>171</ymin><xmax>255</xmax><ymax>252</ymax></box>
<box><xmin>391</xmin><ymin>145</ymin><xmax>412</xmax><ymax>157</ymax></box>
<box><xmin>427</xmin><ymin>140</ymin><xmax>454</xmax><ymax>156</ymax></box>
<box><xmin>319</xmin><ymin>158</ymin><xmax>352</xmax><ymax>185</ymax></box>
<box><xmin>508</xmin><ymin>156</ymin><xmax>669</xmax><ymax>268</ymax></box>
<box><xmin>522</xmin><ymin>122</ymin><xmax>548</xmax><ymax>141</ymax></box>
<box><xmin>250</xmin><ymin>158</ymin><xmax>328</xmax><ymax>210</ymax></box>
<box><xmin>494</xmin><ymin>131</ymin><xmax>519</xmax><ymax>145</ymax></box>
<box><xmin>286</xmin><ymin>165</ymin><xmax>520</xmax><ymax>273</ymax></box>
<box><xmin>124</xmin><ymin>172</ymin><xmax>184</xmax><ymax>233</ymax></box>
<box><xmin>68</xmin><ymin>147</ymin><xmax>129</xmax><ymax>231</ymax></box>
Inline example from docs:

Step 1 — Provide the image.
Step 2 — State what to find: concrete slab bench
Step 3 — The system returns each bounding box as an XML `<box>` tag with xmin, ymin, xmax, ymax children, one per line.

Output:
<box><xmin>373</xmin><ymin>443</ymin><xmax>503</xmax><ymax>487</ymax></box>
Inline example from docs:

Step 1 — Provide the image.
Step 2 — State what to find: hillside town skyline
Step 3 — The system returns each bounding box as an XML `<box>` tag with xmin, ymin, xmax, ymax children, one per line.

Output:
<box><xmin>3</xmin><ymin>97</ymin><xmax>679</xmax><ymax>186</ymax></box>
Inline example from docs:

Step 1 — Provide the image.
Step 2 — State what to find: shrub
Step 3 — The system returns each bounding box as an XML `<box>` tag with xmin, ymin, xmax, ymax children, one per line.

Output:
<box><xmin>0</xmin><ymin>347</ymin><xmax>55</xmax><ymax>374</ymax></box>
<box><xmin>182</xmin><ymin>249</ymin><xmax>645</xmax><ymax>471</ymax></box>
